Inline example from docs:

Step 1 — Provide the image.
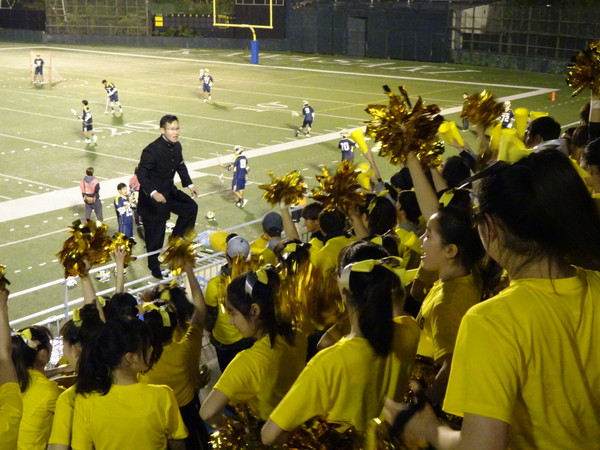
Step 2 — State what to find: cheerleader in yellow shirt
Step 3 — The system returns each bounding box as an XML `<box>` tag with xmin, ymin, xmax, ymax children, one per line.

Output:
<box><xmin>261</xmin><ymin>240</ymin><xmax>417</xmax><ymax>445</ymax></box>
<box><xmin>11</xmin><ymin>324</ymin><xmax>63</xmax><ymax>450</ymax></box>
<box><xmin>395</xmin><ymin>150</ymin><xmax>600</xmax><ymax>448</ymax></box>
<box><xmin>0</xmin><ymin>288</ymin><xmax>23</xmax><ymax>450</ymax></box>
<box><xmin>200</xmin><ymin>266</ymin><xmax>308</xmax><ymax>428</ymax></box>
<box><xmin>72</xmin><ymin>317</ymin><xmax>187</xmax><ymax>449</ymax></box>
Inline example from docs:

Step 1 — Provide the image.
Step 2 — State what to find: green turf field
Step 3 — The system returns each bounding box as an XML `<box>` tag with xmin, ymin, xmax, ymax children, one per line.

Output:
<box><xmin>0</xmin><ymin>43</ymin><xmax>584</xmax><ymax>324</ymax></box>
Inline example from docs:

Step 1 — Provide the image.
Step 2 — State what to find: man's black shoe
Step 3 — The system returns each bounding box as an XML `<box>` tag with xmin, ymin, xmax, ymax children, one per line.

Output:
<box><xmin>151</xmin><ymin>268</ymin><xmax>164</xmax><ymax>280</ymax></box>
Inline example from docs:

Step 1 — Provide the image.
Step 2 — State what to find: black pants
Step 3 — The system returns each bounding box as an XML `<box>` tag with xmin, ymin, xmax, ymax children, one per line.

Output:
<box><xmin>180</xmin><ymin>396</ymin><xmax>211</xmax><ymax>449</ymax></box>
<box><xmin>142</xmin><ymin>190</ymin><xmax>198</xmax><ymax>271</ymax></box>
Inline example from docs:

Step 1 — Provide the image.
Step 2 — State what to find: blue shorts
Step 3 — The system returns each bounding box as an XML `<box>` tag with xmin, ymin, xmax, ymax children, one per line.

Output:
<box><xmin>35</xmin><ymin>67</ymin><xmax>43</xmax><ymax>75</ymax></box>
<box><xmin>302</xmin><ymin>118</ymin><xmax>313</xmax><ymax>128</ymax></box>
<box><xmin>232</xmin><ymin>177</ymin><xmax>246</xmax><ymax>191</ymax></box>
<box><xmin>83</xmin><ymin>124</ymin><xmax>93</xmax><ymax>132</ymax></box>
<box><xmin>109</xmin><ymin>93</ymin><xmax>119</xmax><ymax>102</ymax></box>
<box><xmin>203</xmin><ymin>84</ymin><xmax>211</xmax><ymax>93</ymax></box>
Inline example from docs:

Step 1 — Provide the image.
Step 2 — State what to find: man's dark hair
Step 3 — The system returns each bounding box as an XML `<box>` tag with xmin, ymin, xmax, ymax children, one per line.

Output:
<box><xmin>318</xmin><ymin>209</ymin><xmax>346</xmax><ymax>237</ymax></box>
<box><xmin>527</xmin><ymin>116</ymin><xmax>561</xmax><ymax>142</ymax></box>
<box><xmin>301</xmin><ymin>202</ymin><xmax>324</xmax><ymax>221</ymax></box>
<box><xmin>117</xmin><ymin>182</ymin><xmax>126</xmax><ymax>191</ymax></box>
<box><xmin>160</xmin><ymin>114</ymin><xmax>179</xmax><ymax>128</ymax></box>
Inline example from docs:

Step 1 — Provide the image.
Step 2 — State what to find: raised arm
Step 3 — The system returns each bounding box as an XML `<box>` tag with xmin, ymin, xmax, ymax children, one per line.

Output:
<box><xmin>405</xmin><ymin>152</ymin><xmax>440</xmax><ymax>221</ymax></box>
<box><xmin>113</xmin><ymin>246</ymin><xmax>126</xmax><ymax>294</ymax></box>
<box><xmin>280</xmin><ymin>202</ymin><xmax>300</xmax><ymax>241</ymax></box>
<box><xmin>79</xmin><ymin>259</ymin><xmax>106</xmax><ymax>322</ymax></box>
<box><xmin>0</xmin><ymin>289</ymin><xmax>18</xmax><ymax>385</ymax></box>
<box><xmin>183</xmin><ymin>262</ymin><xmax>207</xmax><ymax>328</ymax></box>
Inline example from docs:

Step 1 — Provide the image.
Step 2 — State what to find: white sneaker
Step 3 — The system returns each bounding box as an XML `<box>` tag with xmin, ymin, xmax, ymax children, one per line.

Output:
<box><xmin>241</xmin><ymin>199</ymin><xmax>248</xmax><ymax>207</ymax></box>
<box><xmin>92</xmin><ymin>135</ymin><xmax>98</xmax><ymax>143</ymax></box>
<box><xmin>85</xmin><ymin>139</ymin><xmax>91</xmax><ymax>143</ymax></box>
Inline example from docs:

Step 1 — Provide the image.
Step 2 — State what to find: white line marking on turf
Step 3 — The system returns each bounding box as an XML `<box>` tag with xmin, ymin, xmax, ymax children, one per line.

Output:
<box><xmin>0</xmin><ymin>173</ymin><xmax>62</xmax><ymax>189</ymax></box>
<box><xmin>24</xmin><ymin>190</ymin><xmax>38</xmax><ymax>195</ymax></box>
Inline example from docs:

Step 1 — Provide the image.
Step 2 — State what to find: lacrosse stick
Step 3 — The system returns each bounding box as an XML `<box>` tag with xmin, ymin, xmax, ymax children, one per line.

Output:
<box><xmin>70</xmin><ymin>108</ymin><xmax>81</xmax><ymax>120</ymax></box>
<box><xmin>104</xmin><ymin>97</ymin><xmax>111</xmax><ymax>115</ymax></box>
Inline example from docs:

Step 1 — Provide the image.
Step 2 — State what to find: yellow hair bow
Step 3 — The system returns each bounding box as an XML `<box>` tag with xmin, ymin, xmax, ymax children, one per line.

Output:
<box><xmin>339</xmin><ymin>257</ymin><xmax>406</xmax><ymax>291</ymax></box>
<box><xmin>16</xmin><ymin>328</ymin><xmax>39</xmax><ymax>350</ymax></box>
<box><xmin>283</xmin><ymin>243</ymin><xmax>298</xmax><ymax>255</ymax></box>
<box><xmin>72</xmin><ymin>308</ymin><xmax>82</xmax><ymax>324</ymax></box>
<box><xmin>439</xmin><ymin>190</ymin><xmax>455</xmax><ymax>208</ymax></box>
<box><xmin>141</xmin><ymin>302</ymin><xmax>171</xmax><ymax>327</ymax></box>
<box><xmin>160</xmin><ymin>289</ymin><xmax>171</xmax><ymax>301</ymax></box>
<box><xmin>371</xmin><ymin>236</ymin><xmax>383</xmax><ymax>246</ymax></box>
<box><xmin>96</xmin><ymin>296</ymin><xmax>108</xmax><ymax>307</ymax></box>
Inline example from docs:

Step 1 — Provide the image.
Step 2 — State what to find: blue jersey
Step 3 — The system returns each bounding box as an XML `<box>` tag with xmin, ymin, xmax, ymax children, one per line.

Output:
<box><xmin>500</xmin><ymin>109</ymin><xmax>514</xmax><ymax>128</ymax></box>
<box><xmin>232</xmin><ymin>155</ymin><xmax>248</xmax><ymax>179</ymax></box>
<box><xmin>338</xmin><ymin>138</ymin><xmax>357</xmax><ymax>161</ymax></box>
<box><xmin>34</xmin><ymin>58</ymin><xmax>44</xmax><ymax>74</ymax></box>
<box><xmin>114</xmin><ymin>194</ymin><xmax>134</xmax><ymax>237</ymax></box>
<box><xmin>104</xmin><ymin>82</ymin><xmax>118</xmax><ymax>96</ymax></box>
<box><xmin>301</xmin><ymin>105</ymin><xmax>314</xmax><ymax>122</ymax></box>
<box><xmin>201</xmin><ymin>74</ymin><xmax>214</xmax><ymax>92</ymax></box>
<box><xmin>82</xmin><ymin>106</ymin><xmax>93</xmax><ymax>125</ymax></box>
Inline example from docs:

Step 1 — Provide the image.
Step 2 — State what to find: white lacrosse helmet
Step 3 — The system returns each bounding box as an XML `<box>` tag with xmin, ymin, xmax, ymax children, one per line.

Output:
<box><xmin>340</xmin><ymin>129</ymin><xmax>349</xmax><ymax>138</ymax></box>
<box><xmin>234</xmin><ymin>145</ymin><xmax>244</xmax><ymax>155</ymax></box>
<box><xmin>302</xmin><ymin>100</ymin><xmax>309</xmax><ymax>106</ymax></box>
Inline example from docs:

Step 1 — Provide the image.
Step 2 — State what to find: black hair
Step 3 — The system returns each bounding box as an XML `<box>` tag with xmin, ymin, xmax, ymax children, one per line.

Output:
<box><xmin>585</xmin><ymin>137</ymin><xmax>600</xmax><ymax>167</ymax></box>
<box><xmin>86</xmin><ymin>167</ymin><xmax>94</xmax><ymax>176</ymax></box>
<box><xmin>142</xmin><ymin>300</ymin><xmax>178</xmax><ymax>345</ymax></box>
<box><xmin>226</xmin><ymin>267</ymin><xmax>294</xmax><ymax>348</ymax></box>
<box><xmin>60</xmin><ymin>303</ymin><xmax>104</xmax><ymax>348</ymax></box>
<box><xmin>117</xmin><ymin>182</ymin><xmax>126</xmax><ymax>191</ymax></box>
<box><xmin>367</xmin><ymin>196</ymin><xmax>397</xmax><ymax>236</ymax></box>
<box><xmin>572</xmin><ymin>125</ymin><xmax>589</xmax><ymax>149</ymax></box>
<box><xmin>477</xmin><ymin>150</ymin><xmax>600</xmax><ymax>271</ymax></box>
<box><xmin>82</xmin><ymin>100</ymin><xmax>88</xmax><ymax>106</ymax></box>
<box><xmin>527</xmin><ymin>116</ymin><xmax>561</xmax><ymax>142</ymax></box>
<box><xmin>338</xmin><ymin>241</ymin><xmax>395</xmax><ymax>357</ymax></box>
<box><xmin>160</xmin><ymin>114</ymin><xmax>178</xmax><ymax>129</ymax></box>
<box><xmin>101</xmin><ymin>79</ymin><xmax>107</xmax><ymax>84</ymax></box>
<box><xmin>104</xmin><ymin>293</ymin><xmax>138</xmax><ymax>320</ymax></box>
<box><xmin>390</xmin><ymin>167</ymin><xmax>413</xmax><ymax>191</ymax></box>
<box><xmin>76</xmin><ymin>317</ymin><xmax>162</xmax><ymax>396</ymax></box>
<box><xmin>301</xmin><ymin>202</ymin><xmax>324</xmax><ymax>221</ymax></box>
<box><xmin>398</xmin><ymin>190</ymin><xmax>421</xmax><ymax>225</ymax></box>
<box><xmin>318</xmin><ymin>209</ymin><xmax>346</xmax><ymax>238</ymax></box>
<box><xmin>167</xmin><ymin>287</ymin><xmax>195</xmax><ymax>327</ymax></box>
<box><xmin>11</xmin><ymin>326</ymin><xmax>53</xmax><ymax>392</ymax></box>
<box><xmin>442</xmin><ymin>156</ymin><xmax>471</xmax><ymax>189</ymax></box>
<box><xmin>225</xmin><ymin>233</ymin><xmax>238</xmax><ymax>243</ymax></box>
<box><xmin>436</xmin><ymin>205</ymin><xmax>485</xmax><ymax>271</ymax></box>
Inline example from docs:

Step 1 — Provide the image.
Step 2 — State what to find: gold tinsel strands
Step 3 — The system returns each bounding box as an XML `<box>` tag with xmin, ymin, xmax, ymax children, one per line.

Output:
<box><xmin>365</xmin><ymin>85</ymin><xmax>444</xmax><ymax>166</ymax></box>
<box><xmin>276</xmin><ymin>249</ymin><xmax>314</xmax><ymax>333</ymax></box>
<box><xmin>56</xmin><ymin>220</ymin><xmax>112</xmax><ymax>278</ymax></box>
<box><xmin>208</xmin><ymin>403</ymin><xmax>266</xmax><ymax>449</ymax></box>
<box><xmin>311</xmin><ymin>161</ymin><xmax>366</xmax><ymax>214</ymax></box>
<box><xmin>159</xmin><ymin>230</ymin><xmax>199</xmax><ymax>271</ymax></box>
<box><xmin>460</xmin><ymin>90</ymin><xmax>505</xmax><ymax>129</ymax></box>
<box><xmin>308</xmin><ymin>266</ymin><xmax>345</xmax><ymax>330</ymax></box>
<box><xmin>566</xmin><ymin>40</ymin><xmax>600</xmax><ymax>97</ymax></box>
<box><xmin>0</xmin><ymin>264</ymin><xmax>10</xmax><ymax>290</ymax></box>
<box><xmin>109</xmin><ymin>233</ymin><xmax>137</xmax><ymax>268</ymax></box>
<box><xmin>285</xmin><ymin>417</ymin><xmax>363</xmax><ymax>449</ymax></box>
<box><xmin>258</xmin><ymin>170</ymin><xmax>307</xmax><ymax>206</ymax></box>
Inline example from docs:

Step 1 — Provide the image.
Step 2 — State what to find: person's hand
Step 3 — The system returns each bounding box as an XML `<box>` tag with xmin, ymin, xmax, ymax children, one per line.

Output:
<box><xmin>152</xmin><ymin>191</ymin><xmax>167</xmax><ymax>203</ymax></box>
<box><xmin>189</xmin><ymin>186</ymin><xmax>199</xmax><ymax>198</ymax></box>
<box><xmin>113</xmin><ymin>246</ymin><xmax>126</xmax><ymax>267</ymax></box>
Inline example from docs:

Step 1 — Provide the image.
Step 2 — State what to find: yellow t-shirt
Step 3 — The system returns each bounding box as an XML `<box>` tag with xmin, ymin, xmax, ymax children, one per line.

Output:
<box><xmin>0</xmin><ymin>382</ymin><xmax>23</xmax><ymax>450</ymax></box>
<box><xmin>205</xmin><ymin>274</ymin><xmax>244</xmax><ymax>345</ymax></box>
<box><xmin>444</xmin><ymin>268</ymin><xmax>600</xmax><ymax>448</ymax></box>
<box><xmin>269</xmin><ymin>336</ymin><xmax>388</xmax><ymax>432</ymax></box>
<box><xmin>385</xmin><ymin>315</ymin><xmax>421</xmax><ymax>402</ymax></box>
<box><xmin>138</xmin><ymin>323</ymin><xmax>203</xmax><ymax>406</ymax></box>
<box><xmin>18</xmin><ymin>369</ymin><xmax>63</xmax><ymax>450</ymax></box>
<box><xmin>71</xmin><ymin>383</ymin><xmax>187</xmax><ymax>450</ymax></box>
<box><xmin>416</xmin><ymin>274</ymin><xmax>480</xmax><ymax>361</ymax></box>
<box><xmin>48</xmin><ymin>385</ymin><xmax>76</xmax><ymax>446</ymax></box>
<box><xmin>214</xmin><ymin>332</ymin><xmax>308</xmax><ymax>421</ymax></box>
<box><xmin>311</xmin><ymin>235</ymin><xmax>355</xmax><ymax>276</ymax></box>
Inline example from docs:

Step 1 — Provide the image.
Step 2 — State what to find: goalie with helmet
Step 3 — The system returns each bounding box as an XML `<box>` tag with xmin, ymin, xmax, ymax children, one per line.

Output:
<box><xmin>200</xmin><ymin>68</ymin><xmax>214</xmax><ymax>103</ymax></box>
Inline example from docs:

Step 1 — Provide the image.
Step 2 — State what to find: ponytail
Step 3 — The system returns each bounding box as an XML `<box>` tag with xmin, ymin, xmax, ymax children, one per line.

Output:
<box><xmin>10</xmin><ymin>326</ymin><xmax>52</xmax><ymax>392</ymax></box>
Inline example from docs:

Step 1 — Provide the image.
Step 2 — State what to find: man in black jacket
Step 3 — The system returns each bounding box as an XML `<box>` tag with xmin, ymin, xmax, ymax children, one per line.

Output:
<box><xmin>137</xmin><ymin>115</ymin><xmax>199</xmax><ymax>279</ymax></box>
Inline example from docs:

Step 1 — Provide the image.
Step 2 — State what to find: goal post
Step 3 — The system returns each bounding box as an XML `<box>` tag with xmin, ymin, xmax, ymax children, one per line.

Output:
<box><xmin>212</xmin><ymin>0</ymin><xmax>274</xmax><ymax>64</ymax></box>
<box><xmin>30</xmin><ymin>51</ymin><xmax>65</xmax><ymax>85</ymax></box>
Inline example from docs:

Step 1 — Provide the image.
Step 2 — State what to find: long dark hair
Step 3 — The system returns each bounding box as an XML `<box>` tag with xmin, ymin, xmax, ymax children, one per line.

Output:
<box><xmin>10</xmin><ymin>325</ymin><xmax>52</xmax><ymax>392</ymax></box>
<box><xmin>338</xmin><ymin>241</ymin><xmax>395</xmax><ymax>357</ymax></box>
<box><xmin>477</xmin><ymin>150</ymin><xmax>600</xmax><ymax>271</ymax></box>
<box><xmin>226</xmin><ymin>266</ymin><xmax>295</xmax><ymax>348</ymax></box>
<box><xmin>76</xmin><ymin>317</ymin><xmax>162</xmax><ymax>396</ymax></box>
<box><xmin>60</xmin><ymin>303</ymin><xmax>104</xmax><ymax>349</ymax></box>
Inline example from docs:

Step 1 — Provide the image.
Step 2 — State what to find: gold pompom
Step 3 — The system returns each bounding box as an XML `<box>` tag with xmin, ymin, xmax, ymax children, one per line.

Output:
<box><xmin>311</xmin><ymin>161</ymin><xmax>366</xmax><ymax>214</ymax></box>
<box><xmin>56</xmin><ymin>220</ymin><xmax>112</xmax><ymax>278</ymax></box>
<box><xmin>208</xmin><ymin>403</ymin><xmax>265</xmax><ymax>449</ymax></box>
<box><xmin>365</xmin><ymin>85</ymin><xmax>444</xmax><ymax>166</ymax></box>
<box><xmin>460</xmin><ymin>90</ymin><xmax>505</xmax><ymax>128</ymax></box>
<box><xmin>109</xmin><ymin>233</ymin><xmax>137</xmax><ymax>268</ymax></box>
<box><xmin>258</xmin><ymin>170</ymin><xmax>307</xmax><ymax>206</ymax></box>
<box><xmin>159</xmin><ymin>230</ymin><xmax>199</xmax><ymax>271</ymax></box>
<box><xmin>0</xmin><ymin>264</ymin><xmax>11</xmax><ymax>290</ymax></box>
<box><xmin>566</xmin><ymin>40</ymin><xmax>600</xmax><ymax>97</ymax></box>
<box><xmin>286</xmin><ymin>416</ymin><xmax>363</xmax><ymax>449</ymax></box>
